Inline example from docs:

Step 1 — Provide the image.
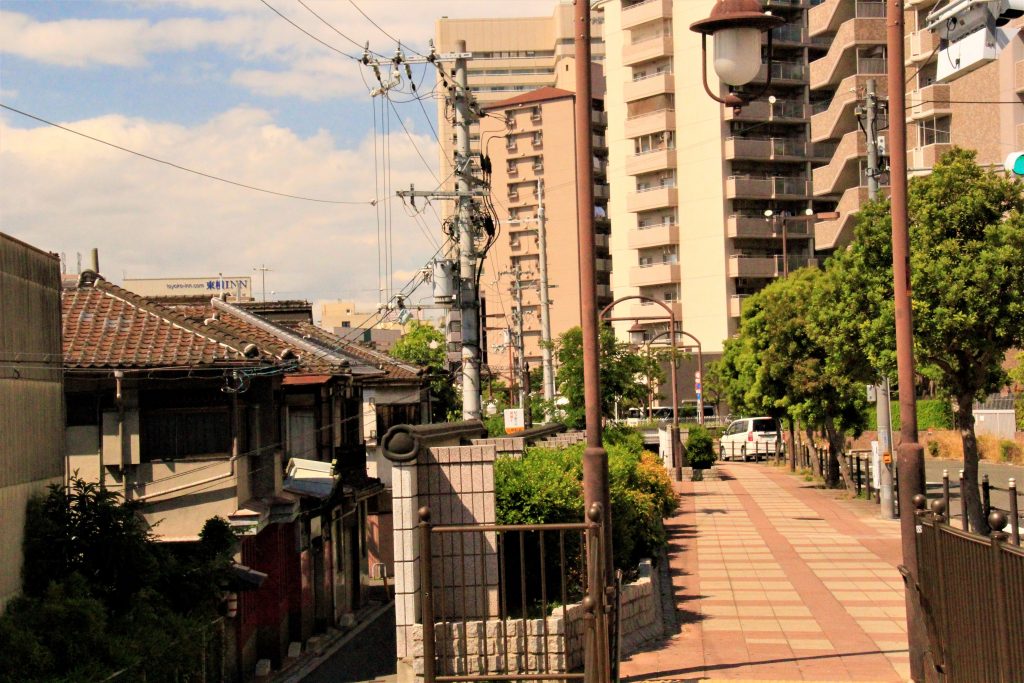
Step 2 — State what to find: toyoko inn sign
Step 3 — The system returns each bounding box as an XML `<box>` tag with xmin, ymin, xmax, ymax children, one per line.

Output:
<box><xmin>122</xmin><ymin>276</ymin><xmax>253</xmax><ymax>299</ymax></box>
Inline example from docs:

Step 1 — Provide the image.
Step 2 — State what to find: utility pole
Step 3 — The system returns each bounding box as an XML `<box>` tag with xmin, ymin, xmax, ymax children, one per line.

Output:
<box><xmin>254</xmin><ymin>264</ymin><xmax>271</xmax><ymax>303</ymax></box>
<box><xmin>859</xmin><ymin>78</ymin><xmax>895</xmax><ymax>520</ymax></box>
<box><xmin>367</xmin><ymin>41</ymin><xmax>488</xmax><ymax>421</ymax></box>
<box><xmin>503</xmin><ymin>266</ymin><xmax>530</xmax><ymax>421</ymax></box>
<box><xmin>536</xmin><ymin>179</ymin><xmax>556</xmax><ymax>416</ymax></box>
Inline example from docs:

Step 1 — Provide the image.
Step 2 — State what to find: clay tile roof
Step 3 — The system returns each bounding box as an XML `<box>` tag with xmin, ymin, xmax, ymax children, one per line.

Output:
<box><xmin>288</xmin><ymin>322</ymin><xmax>424</xmax><ymax>382</ymax></box>
<box><xmin>483</xmin><ymin>86</ymin><xmax>574</xmax><ymax>110</ymax></box>
<box><xmin>62</xmin><ymin>276</ymin><xmax>270</xmax><ymax>369</ymax></box>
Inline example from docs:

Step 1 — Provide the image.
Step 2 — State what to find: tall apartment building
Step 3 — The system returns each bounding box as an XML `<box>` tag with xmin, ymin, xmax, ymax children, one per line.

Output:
<box><xmin>435</xmin><ymin>3</ymin><xmax>604</xmax><ymax>188</ymax></box>
<box><xmin>478</xmin><ymin>85</ymin><xmax>611</xmax><ymax>382</ymax></box>
<box><xmin>809</xmin><ymin>0</ymin><xmax>1024</xmax><ymax>249</ymax></box>
<box><xmin>598</xmin><ymin>0</ymin><xmax>830</xmax><ymax>354</ymax></box>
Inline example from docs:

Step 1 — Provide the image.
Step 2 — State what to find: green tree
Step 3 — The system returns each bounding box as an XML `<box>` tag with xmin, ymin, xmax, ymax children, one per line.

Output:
<box><xmin>390</xmin><ymin>320</ymin><xmax>458</xmax><ymax>421</ymax></box>
<box><xmin>554</xmin><ymin>325</ymin><xmax>663</xmax><ymax>428</ymax></box>
<box><xmin>820</xmin><ymin>149</ymin><xmax>1024</xmax><ymax>530</ymax></box>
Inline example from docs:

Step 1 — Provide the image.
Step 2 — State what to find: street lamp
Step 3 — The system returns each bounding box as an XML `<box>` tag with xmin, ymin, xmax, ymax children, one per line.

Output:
<box><xmin>690</xmin><ymin>0</ymin><xmax>785</xmax><ymax>107</ymax></box>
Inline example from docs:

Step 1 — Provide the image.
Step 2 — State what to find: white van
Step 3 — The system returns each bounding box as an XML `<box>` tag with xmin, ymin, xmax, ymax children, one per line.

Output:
<box><xmin>719</xmin><ymin>417</ymin><xmax>780</xmax><ymax>461</ymax></box>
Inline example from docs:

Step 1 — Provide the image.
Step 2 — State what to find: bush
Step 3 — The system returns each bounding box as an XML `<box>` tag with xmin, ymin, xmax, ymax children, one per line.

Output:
<box><xmin>685</xmin><ymin>425</ymin><xmax>716</xmax><ymax>470</ymax></box>
<box><xmin>927</xmin><ymin>440</ymin><xmax>941</xmax><ymax>458</ymax></box>
<box><xmin>863</xmin><ymin>397</ymin><xmax>953</xmax><ymax>430</ymax></box>
<box><xmin>999</xmin><ymin>439</ymin><xmax>1021</xmax><ymax>463</ymax></box>
<box><xmin>603</xmin><ymin>423</ymin><xmax>645</xmax><ymax>453</ymax></box>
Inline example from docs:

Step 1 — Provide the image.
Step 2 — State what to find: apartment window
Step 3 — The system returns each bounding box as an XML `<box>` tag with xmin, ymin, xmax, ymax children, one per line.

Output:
<box><xmin>141</xmin><ymin>407</ymin><xmax>230</xmax><ymax>461</ymax></box>
<box><xmin>626</xmin><ymin>94</ymin><xmax>675</xmax><ymax>118</ymax></box>
<box><xmin>531</xmin><ymin>106</ymin><xmax>542</xmax><ymax>122</ymax></box>
<box><xmin>506</xmin><ymin>135</ymin><xmax>516</xmax><ymax>151</ymax></box>
<box><xmin>634</xmin><ymin>131</ymin><xmax>674</xmax><ymax>155</ymax></box>
<box><xmin>663</xmin><ymin>289</ymin><xmax>678</xmax><ymax>302</ymax></box>
<box><xmin>532</xmin><ymin>132</ymin><xmax>543</xmax><ymax>147</ymax></box>
<box><xmin>507</xmin><ymin>160</ymin><xmax>518</xmax><ymax>175</ymax></box>
<box><xmin>919</xmin><ymin>116</ymin><xmax>951</xmax><ymax>146</ymax></box>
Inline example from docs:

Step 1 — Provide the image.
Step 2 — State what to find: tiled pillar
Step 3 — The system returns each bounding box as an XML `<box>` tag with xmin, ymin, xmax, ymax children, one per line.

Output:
<box><xmin>391</xmin><ymin>456</ymin><xmax>420</xmax><ymax>661</ymax></box>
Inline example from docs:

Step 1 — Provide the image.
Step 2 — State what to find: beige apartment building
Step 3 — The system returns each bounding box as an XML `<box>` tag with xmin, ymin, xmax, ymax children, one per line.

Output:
<box><xmin>809</xmin><ymin>0</ymin><xmax>1024</xmax><ymax>249</ymax></box>
<box><xmin>435</xmin><ymin>2</ymin><xmax>604</xmax><ymax>188</ymax></box>
<box><xmin>478</xmin><ymin>86</ymin><xmax>611</xmax><ymax>382</ymax></box>
<box><xmin>599</xmin><ymin>0</ymin><xmax>831</xmax><ymax>354</ymax></box>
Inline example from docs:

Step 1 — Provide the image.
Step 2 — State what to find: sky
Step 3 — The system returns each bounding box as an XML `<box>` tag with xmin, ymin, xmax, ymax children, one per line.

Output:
<box><xmin>0</xmin><ymin>0</ymin><xmax>560</xmax><ymax>306</ymax></box>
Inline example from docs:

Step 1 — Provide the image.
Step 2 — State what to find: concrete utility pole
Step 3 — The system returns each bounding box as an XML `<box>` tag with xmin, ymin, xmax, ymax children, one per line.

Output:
<box><xmin>453</xmin><ymin>41</ymin><xmax>482</xmax><ymax>420</ymax></box>
<box><xmin>860</xmin><ymin>78</ymin><xmax>896</xmax><ymax>520</ymax></box>
<box><xmin>254</xmin><ymin>263</ymin><xmax>271</xmax><ymax>303</ymax></box>
<box><xmin>373</xmin><ymin>42</ymin><xmax>488</xmax><ymax>421</ymax></box>
<box><xmin>536</xmin><ymin>179</ymin><xmax>556</xmax><ymax>416</ymax></box>
<box><xmin>504</xmin><ymin>267</ymin><xmax>529</xmax><ymax>415</ymax></box>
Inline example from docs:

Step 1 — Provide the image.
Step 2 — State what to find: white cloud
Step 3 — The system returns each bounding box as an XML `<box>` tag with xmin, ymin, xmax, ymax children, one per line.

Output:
<box><xmin>0</xmin><ymin>107</ymin><xmax>445</xmax><ymax>302</ymax></box>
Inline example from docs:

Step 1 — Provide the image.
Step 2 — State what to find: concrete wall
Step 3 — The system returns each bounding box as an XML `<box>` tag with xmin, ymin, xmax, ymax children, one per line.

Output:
<box><xmin>0</xmin><ymin>234</ymin><xmax>64</xmax><ymax>610</ymax></box>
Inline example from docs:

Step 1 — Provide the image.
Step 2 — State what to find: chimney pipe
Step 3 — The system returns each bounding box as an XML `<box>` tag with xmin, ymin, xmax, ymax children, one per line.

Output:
<box><xmin>90</xmin><ymin>248</ymin><xmax>100</xmax><ymax>274</ymax></box>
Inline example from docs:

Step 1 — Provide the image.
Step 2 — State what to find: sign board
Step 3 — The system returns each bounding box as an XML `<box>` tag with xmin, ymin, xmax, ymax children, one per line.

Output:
<box><xmin>504</xmin><ymin>408</ymin><xmax>525</xmax><ymax>434</ymax></box>
<box><xmin>883</xmin><ymin>452</ymin><xmax>893</xmax><ymax>465</ymax></box>
<box><xmin>123</xmin><ymin>276</ymin><xmax>252</xmax><ymax>299</ymax></box>
<box><xmin>866</xmin><ymin>384</ymin><xmax>877</xmax><ymax>402</ymax></box>
<box><xmin>871</xmin><ymin>441</ymin><xmax>881</xmax><ymax>489</ymax></box>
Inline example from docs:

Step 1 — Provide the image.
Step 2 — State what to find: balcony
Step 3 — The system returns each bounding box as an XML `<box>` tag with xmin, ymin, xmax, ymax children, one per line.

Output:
<box><xmin>725</xmin><ymin>136</ymin><xmax>808</xmax><ymax>161</ymax></box>
<box><xmin>725</xmin><ymin>98</ymin><xmax>806</xmax><ymax>123</ymax></box>
<box><xmin>907</xmin><ymin>83</ymin><xmax>951</xmax><ymax>121</ymax></box>
<box><xmin>628</xmin><ymin>223</ymin><xmax>679</xmax><ymax>249</ymax></box>
<box><xmin>593</xmin><ymin>184</ymin><xmax>610</xmax><ymax>200</ymax></box>
<box><xmin>910</xmin><ymin>143</ymin><xmax>953</xmax><ymax>170</ymax></box>
<box><xmin>811</xmin><ymin>74</ymin><xmax>887</xmax><ymax>142</ymax></box>
<box><xmin>626</xmin><ymin>186</ymin><xmax>678</xmax><ymax>212</ymax></box>
<box><xmin>624</xmin><ymin>72</ymin><xmax>675</xmax><ymax>103</ymax></box>
<box><xmin>728</xmin><ymin>295</ymin><xmax>750</xmax><ymax>318</ymax></box>
<box><xmin>593</xmin><ymin>157</ymin><xmax>608</xmax><ymax>176</ymax></box>
<box><xmin>727</xmin><ymin>256</ymin><xmax>778</xmax><ymax>278</ymax></box>
<box><xmin>623</xmin><ymin>298</ymin><xmax>682</xmax><ymax>321</ymax></box>
<box><xmin>726</xmin><ymin>175</ymin><xmax>810</xmax><ymax>200</ymax></box>
<box><xmin>727</xmin><ymin>214</ymin><xmax>812</xmax><ymax>240</ymax></box>
<box><xmin>591</xmin><ymin>110</ymin><xmax>608</xmax><ymax>127</ymax></box>
<box><xmin>595</xmin><ymin>233</ymin><xmax>609</xmax><ymax>249</ymax></box>
<box><xmin>624</xmin><ymin>108</ymin><xmax>676</xmax><ymax>138</ymax></box>
<box><xmin>815</xmin><ymin>184</ymin><xmax>890</xmax><ymax>250</ymax></box>
<box><xmin>596</xmin><ymin>284</ymin><xmax>612</xmax><ymax>299</ymax></box>
<box><xmin>771</xmin><ymin>23</ymin><xmax>807</xmax><ymax>45</ymax></box>
<box><xmin>905</xmin><ymin>29</ymin><xmax>941</xmax><ymax>66</ymax></box>
<box><xmin>621</xmin><ymin>0</ymin><xmax>673</xmax><ymax>29</ymax></box>
<box><xmin>623</xmin><ymin>33</ymin><xmax>674</xmax><ymax>67</ymax></box>
<box><xmin>750</xmin><ymin>61</ymin><xmax>807</xmax><ymax>84</ymax></box>
<box><xmin>812</xmin><ymin>130</ymin><xmax>865</xmax><ymax>196</ymax></box>
<box><xmin>626</xmin><ymin>148</ymin><xmax>676</xmax><ymax>176</ymax></box>
<box><xmin>630</xmin><ymin>262</ymin><xmax>681</xmax><ymax>287</ymax></box>
<box><xmin>810</xmin><ymin>0</ymin><xmax>886</xmax><ymax>36</ymax></box>
<box><xmin>592</xmin><ymin>134</ymin><xmax>607</xmax><ymax>149</ymax></box>
<box><xmin>596</xmin><ymin>257</ymin><xmax>613</xmax><ymax>272</ymax></box>
<box><xmin>809</xmin><ymin>18</ymin><xmax>886</xmax><ymax>89</ymax></box>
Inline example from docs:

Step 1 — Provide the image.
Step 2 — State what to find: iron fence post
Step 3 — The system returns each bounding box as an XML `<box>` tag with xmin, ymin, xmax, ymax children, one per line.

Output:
<box><xmin>983</xmin><ymin>474</ymin><xmax>991</xmax><ymax>523</ymax></box>
<box><xmin>942</xmin><ymin>470</ymin><xmax>950</xmax><ymax>521</ymax></box>
<box><xmin>988</xmin><ymin>511</ymin><xmax>1010</xmax><ymax>683</ymax></box>
<box><xmin>1009</xmin><ymin>478</ymin><xmax>1019</xmax><ymax>546</ymax></box>
<box><xmin>419</xmin><ymin>507</ymin><xmax>435</xmax><ymax>683</ymax></box>
<box><xmin>959</xmin><ymin>470</ymin><xmax>967</xmax><ymax>530</ymax></box>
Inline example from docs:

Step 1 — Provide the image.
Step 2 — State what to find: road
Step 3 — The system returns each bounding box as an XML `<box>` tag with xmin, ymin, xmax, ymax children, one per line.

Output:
<box><xmin>924</xmin><ymin>457</ymin><xmax>1022</xmax><ymax>526</ymax></box>
<box><xmin>300</xmin><ymin>604</ymin><xmax>396</xmax><ymax>683</ymax></box>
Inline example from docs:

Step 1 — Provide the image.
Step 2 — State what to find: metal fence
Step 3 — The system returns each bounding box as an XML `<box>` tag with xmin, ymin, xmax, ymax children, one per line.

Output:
<box><xmin>908</xmin><ymin>500</ymin><xmax>1024</xmax><ymax>681</ymax></box>
<box><xmin>418</xmin><ymin>505</ymin><xmax>611</xmax><ymax>682</ymax></box>
<box><xmin>720</xmin><ymin>440</ymin><xmax>783</xmax><ymax>462</ymax></box>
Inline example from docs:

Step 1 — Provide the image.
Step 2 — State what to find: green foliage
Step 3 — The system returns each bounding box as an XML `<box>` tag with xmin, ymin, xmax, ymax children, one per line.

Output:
<box><xmin>685</xmin><ymin>426</ymin><xmax>716</xmax><ymax>470</ymax></box>
<box><xmin>999</xmin><ymin>440</ymin><xmax>1021</xmax><ymax>463</ymax></box>
<box><xmin>554</xmin><ymin>325</ymin><xmax>663</xmax><ymax>428</ymax></box>
<box><xmin>863</xmin><ymin>398</ymin><xmax>953</xmax><ymax>431</ymax></box>
<box><xmin>495</xmin><ymin>435</ymin><xmax>675</xmax><ymax>573</ymax></box>
<box><xmin>0</xmin><ymin>477</ymin><xmax>236</xmax><ymax>682</ymax></box>
<box><xmin>927</xmin><ymin>440</ymin><xmax>941</xmax><ymax>458</ymax></box>
<box><xmin>390</xmin><ymin>321</ymin><xmax>457</xmax><ymax>421</ymax></box>
<box><xmin>602</xmin><ymin>423</ymin><xmax>645</xmax><ymax>453</ymax></box>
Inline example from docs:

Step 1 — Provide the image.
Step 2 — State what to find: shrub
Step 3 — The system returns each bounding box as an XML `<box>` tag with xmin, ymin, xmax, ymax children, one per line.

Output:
<box><xmin>685</xmin><ymin>425</ymin><xmax>716</xmax><ymax>470</ymax></box>
<box><xmin>927</xmin><ymin>440</ymin><xmax>941</xmax><ymax>458</ymax></box>
<box><xmin>999</xmin><ymin>439</ymin><xmax>1021</xmax><ymax>463</ymax></box>
<box><xmin>603</xmin><ymin>423</ymin><xmax>645</xmax><ymax>453</ymax></box>
<box><xmin>862</xmin><ymin>397</ymin><xmax>953</xmax><ymax>430</ymax></box>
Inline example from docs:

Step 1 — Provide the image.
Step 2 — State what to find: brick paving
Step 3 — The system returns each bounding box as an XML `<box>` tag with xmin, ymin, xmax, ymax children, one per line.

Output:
<box><xmin>620</xmin><ymin>462</ymin><xmax>910</xmax><ymax>682</ymax></box>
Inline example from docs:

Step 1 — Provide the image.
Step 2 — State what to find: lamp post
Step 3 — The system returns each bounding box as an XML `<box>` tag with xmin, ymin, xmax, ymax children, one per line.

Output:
<box><xmin>574</xmin><ymin>2</ymin><xmax>782</xmax><ymax>679</ymax></box>
<box><xmin>763</xmin><ymin>209</ymin><xmax>840</xmax><ymax>276</ymax></box>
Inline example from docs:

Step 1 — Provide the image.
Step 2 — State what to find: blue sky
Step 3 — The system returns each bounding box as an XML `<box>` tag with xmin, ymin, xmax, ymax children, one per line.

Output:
<box><xmin>0</xmin><ymin>0</ymin><xmax>558</xmax><ymax>304</ymax></box>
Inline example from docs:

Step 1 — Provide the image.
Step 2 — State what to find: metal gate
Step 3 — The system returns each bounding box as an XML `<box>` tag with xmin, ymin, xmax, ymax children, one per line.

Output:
<box><xmin>418</xmin><ymin>504</ymin><xmax>610</xmax><ymax>682</ymax></box>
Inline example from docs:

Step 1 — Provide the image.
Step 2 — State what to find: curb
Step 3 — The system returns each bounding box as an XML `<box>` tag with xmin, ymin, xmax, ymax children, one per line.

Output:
<box><xmin>273</xmin><ymin>599</ymin><xmax>395</xmax><ymax>683</ymax></box>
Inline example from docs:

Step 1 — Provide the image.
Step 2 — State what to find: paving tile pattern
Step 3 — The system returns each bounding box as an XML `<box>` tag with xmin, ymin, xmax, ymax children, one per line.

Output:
<box><xmin>620</xmin><ymin>463</ymin><xmax>910</xmax><ymax>682</ymax></box>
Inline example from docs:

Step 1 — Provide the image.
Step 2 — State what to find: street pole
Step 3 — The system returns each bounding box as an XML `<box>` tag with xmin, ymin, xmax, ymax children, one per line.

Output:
<box><xmin>781</xmin><ymin>218</ymin><xmax>789</xmax><ymax>277</ymax></box>
<box><xmin>886</xmin><ymin>0</ymin><xmax>927</xmax><ymax>677</ymax></box>
<box><xmin>536</xmin><ymin>179</ymin><xmax>556</xmax><ymax>417</ymax></box>
<box><xmin>454</xmin><ymin>40</ymin><xmax>482</xmax><ymax>421</ymax></box>
<box><xmin>862</xmin><ymin>77</ymin><xmax>896</xmax><ymax>520</ymax></box>
<box><xmin>254</xmin><ymin>264</ymin><xmax>271</xmax><ymax>302</ymax></box>
<box><xmin>574</xmin><ymin>1</ymin><xmax>611</xmax><ymax>679</ymax></box>
<box><xmin>510</xmin><ymin>268</ymin><xmax>528</xmax><ymax>416</ymax></box>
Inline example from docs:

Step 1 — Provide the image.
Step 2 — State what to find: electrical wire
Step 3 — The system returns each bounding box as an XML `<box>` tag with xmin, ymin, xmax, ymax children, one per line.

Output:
<box><xmin>0</xmin><ymin>103</ymin><xmax>375</xmax><ymax>205</ymax></box>
<box><xmin>295</xmin><ymin>0</ymin><xmax>386</xmax><ymax>56</ymax></box>
<box><xmin>259</xmin><ymin>0</ymin><xmax>360</xmax><ymax>60</ymax></box>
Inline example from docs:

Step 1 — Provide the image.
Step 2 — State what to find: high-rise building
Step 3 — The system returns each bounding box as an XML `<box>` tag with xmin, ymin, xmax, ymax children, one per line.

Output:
<box><xmin>435</xmin><ymin>3</ymin><xmax>605</xmax><ymax>189</ymax></box>
<box><xmin>478</xmin><ymin>84</ymin><xmax>611</xmax><ymax>385</ymax></box>
<box><xmin>809</xmin><ymin>0</ymin><xmax>1024</xmax><ymax>249</ymax></box>
<box><xmin>599</xmin><ymin>0</ymin><xmax>829</xmax><ymax>354</ymax></box>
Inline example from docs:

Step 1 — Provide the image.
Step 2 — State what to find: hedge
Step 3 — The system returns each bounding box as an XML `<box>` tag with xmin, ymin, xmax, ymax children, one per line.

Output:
<box><xmin>863</xmin><ymin>397</ymin><xmax>953</xmax><ymax>430</ymax></box>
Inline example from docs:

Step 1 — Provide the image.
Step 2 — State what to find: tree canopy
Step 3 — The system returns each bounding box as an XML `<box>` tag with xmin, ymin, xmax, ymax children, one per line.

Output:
<box><xmin>390</xmin><ymin>320</ymin><xmax>458</xmax><ymax>421</ymax></box>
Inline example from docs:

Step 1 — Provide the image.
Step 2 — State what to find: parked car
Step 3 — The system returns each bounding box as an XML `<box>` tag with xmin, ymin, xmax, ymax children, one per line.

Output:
<box><xmin>719</xmin><ymin>417</ymin><xmax>781</xmax><ymax>461</ymax></box>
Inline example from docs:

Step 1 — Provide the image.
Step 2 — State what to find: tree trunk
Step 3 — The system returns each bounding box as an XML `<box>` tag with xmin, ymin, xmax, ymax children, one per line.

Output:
<box><xmin>824</xmin><ymin>420</ymin><xmax>854</xmax><ymax>490</ymax></box>
<box><xmin>956</xmin><ymin>393</ymin><xmax>986</xmax><ymax>533</ymax></box>
<box><xmin>788</xmin><ymin>417</ymin><xmax>797</xmax><ymax>472</ymax></box>
<box><xmin>806</xmin><ymin>426</ymin><xmax>819</xmax><ymax>477</ymax></box>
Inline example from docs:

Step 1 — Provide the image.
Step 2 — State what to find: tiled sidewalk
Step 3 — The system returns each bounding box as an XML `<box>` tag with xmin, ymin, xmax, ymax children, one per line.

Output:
<box><xmin>620</xmin><ymin>463</ymin><xmax>909</xmax><ymax>682</ymax></box>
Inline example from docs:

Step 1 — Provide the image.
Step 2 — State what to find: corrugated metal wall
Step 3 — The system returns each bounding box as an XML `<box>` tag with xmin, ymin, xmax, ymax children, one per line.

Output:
<box><xmin>0</xmin><ymin>233</ymin><xmax>64</xmax><ymax>608</ymax></box>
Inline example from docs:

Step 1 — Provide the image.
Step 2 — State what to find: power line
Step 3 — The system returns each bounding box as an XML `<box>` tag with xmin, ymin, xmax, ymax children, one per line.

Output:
<box><xmin>259</xmin><ymin>0</ymin><xmax>360</xmax><ymax>60</ymax></box>
<box><xmin>0</xmin><ymin>103</ymin><xmax>376</xmax><ymax>205</ymax></box>
<box><xmin>296</xmin><ymin>0</ymin><xmax>385</xmax><ymax>56</ymax></box>
<box><xmin>346</xmin><ymin>0</ymin><xmax>426</xmax><ymax>57</ymax></box>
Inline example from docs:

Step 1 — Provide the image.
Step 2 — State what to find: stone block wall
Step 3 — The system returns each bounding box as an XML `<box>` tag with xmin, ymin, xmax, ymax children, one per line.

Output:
<box><xmin>470</xmin><ymin>436</ymin><xmax>526</xmax><ymax>459</ymax></box>
<box><xmin>409</xmin><ymin>561</ymin><xmax>664</xmax><ymax>678</ymax></box>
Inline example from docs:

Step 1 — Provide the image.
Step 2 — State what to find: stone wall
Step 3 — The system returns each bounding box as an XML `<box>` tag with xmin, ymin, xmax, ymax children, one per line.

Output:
<box><xmin>409</xmin><ymin>560</ymin><xmax>664</xmax><ymax>678</ymax></box>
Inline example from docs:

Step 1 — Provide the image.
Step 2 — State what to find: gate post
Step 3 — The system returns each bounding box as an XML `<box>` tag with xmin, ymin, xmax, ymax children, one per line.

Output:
<box><xmin>584</xmin><ymin>503</ymin><xmax>608</xmax><ymax>683</ymax></box>
<box><xmin>988</xmin><ymin>511</ymin><xmax>1010</xmax><ymax>683</ymax></box>
<box><xmin>419</xmin><ymin>507</ymin><xmax>435</xmax><ymax>683</ymax></box>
